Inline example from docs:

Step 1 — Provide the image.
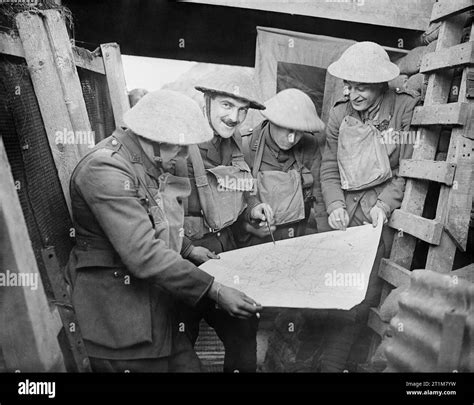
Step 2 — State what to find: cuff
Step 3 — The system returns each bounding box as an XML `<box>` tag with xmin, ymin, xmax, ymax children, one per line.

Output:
<box><xmin>180</xmin><ymin>236</ymin><xmax>194</xmax><ymax>259</ymax></box>
<box><xmin>326</xmin><ymin>200</ymin><xmax>346</xmax><ymax>215</ymax></box>
<box><xmin>376</xmin><ymin>199</ymin><xmax>392</xmax><ymax>218</ymax></box>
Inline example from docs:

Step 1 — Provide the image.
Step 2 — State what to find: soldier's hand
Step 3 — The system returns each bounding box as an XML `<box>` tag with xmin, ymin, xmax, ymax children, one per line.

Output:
<box><xmin>209</xmin><ymin>282</ymin><xmax>262</xmax><ymax>319</ymax></box>
<box><xmin>369</xmin><ymin>205</ymin><xmax>387</xmax><ymax>228</ymax></box>
<box><xmin>188</xmin><ymin>246</ymin><xmax>219</xmax><ymax>265</ymax></box>
<box><xmin>250</xmin><ymin>203</ymin><xmax>274</xmax><ymax>225</ymax></box>
<box><xmin>328</xmin><ymin>207</ymin><xmax>349</xmax><ymax>230</ymax></box>
<box><xmin>244</xmin><ymin>221</ymin><xmax>276</xmax><ymax>239</ymax></box>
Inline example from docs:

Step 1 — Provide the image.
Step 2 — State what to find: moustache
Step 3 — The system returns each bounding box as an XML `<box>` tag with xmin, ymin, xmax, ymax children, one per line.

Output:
<box><xmin>221</xmin><ymin>119</ymin><xmax>238</xmax><ymax>128</ymax></box>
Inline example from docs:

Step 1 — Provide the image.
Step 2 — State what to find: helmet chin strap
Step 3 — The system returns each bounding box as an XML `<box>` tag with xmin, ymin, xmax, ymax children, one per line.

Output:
<box><xmin>204</xmin><ymin>93</ymin><xmax>219</xmax><ymax>136</ymax></box>
<box><xmin>152</xmin><ymin>143</ymin><xmax>165</xmax><ymax>174</ymax></box>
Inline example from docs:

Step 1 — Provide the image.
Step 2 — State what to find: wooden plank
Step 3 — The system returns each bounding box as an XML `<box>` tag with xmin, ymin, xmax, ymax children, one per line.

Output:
<box><xmin>431</xmin><ymin>0</ymin><xmax>474</xmax><ymax>23</ymax></box>
<box><xmin>452</xmin><ymin>263</ymin><xmax>474</xmax><ymax>283</ymax></box>
<box><xmin>379</xmin><ymin>259</ymin><xmax>411</xmax><ymax>288</ymax></box>
<box><xmin>100</xmin><ymin>43</ymin><xmax>130</xmax><ymax>128</ymax></box>
<box><xmin>426</xmin><ymin>24</ymin><xmax>474</xmax><ymax>268</ymax></box>
<box><xmin>368</xmin><ymin>308</ymin><xmax>389</xmax><ymax>338</ymax></box>
<box><xmin>388</xmin><ymin>15</ymin><xmax>467</xmax><ymax>270</ymax></box>
<box><xmin>183</xmin><ymin>0</ymin><xmax>435</xmax><ymax>31</ymax></box>
<box><xmin>411</xmin><ymin>102</ymin><xmax>471</xmax><ymax>126</ymax></box>
<box><xmin>421</xmin><ymin>42</ymin><xmax>474</xmax><ymax>74</ymax></box>
<box><xmin>72</xmin><ymin>46</ymin><xmax>105</xmax><ymax>75</ymax></box>
<box><xmin>16</xmin><ymin>11</ymin><xmax>91</xmax><ymax>215</ymax></box>
<box><xmin>389</xmin><ymin>210</ymin><xmax>443</xmax><ymax>245</ymax></box>
<box><xmin>0</xmin><ymin>138</ymin><xmax>66</xmax><ymax>372</ymax></box>
<box><xmin>41</xmin><ymin>247</ymin><xmax>91</xmax><ymax>372</ymax></box>
<box><xmin>0</xmin><ymin>31</ymin><xmax>105</xmax><ymax>75</ymax></box>
<box><xmin>399</xmin><ymin>159</ymin><xmax>456</xmax><ymax>185</ymax></box>
<box><xmin>0</xmin><ymin>31</ymin><xmax>24</xmax><ymax>58</ymax></box>
<box><xmin>437</xmin><ymin>311</ymin><xmax>466</xmax><ymax>372</ymax></box>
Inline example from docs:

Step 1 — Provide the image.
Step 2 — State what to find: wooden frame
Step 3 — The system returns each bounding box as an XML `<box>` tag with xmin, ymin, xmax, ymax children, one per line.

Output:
<box><xmin>0</xmin><ymin>138</ymin><xmax>66</xmax><ymax>372</ymax></box>
<box><xmin>0</xmin><ymin>9</ymin><xmax>131</xmax><ymax>373</ymax></box>
<box><xmin>368</xmin><ymin>2</ymin><xmax>474</xmax><ymax>372</ymax></box>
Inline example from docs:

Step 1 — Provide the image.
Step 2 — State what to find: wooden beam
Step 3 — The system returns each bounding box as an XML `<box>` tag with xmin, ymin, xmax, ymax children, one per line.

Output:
<box><xmin>452</xmin><ymin>263</ymin><xmax>474</xmax><ymax>283</ymax></box>
<box><xmin>72</xmin><ymin>46</ymin><xmax>105</xmax><ymax>75</ymax></box>
<box><xmin>100</xmin><ymin>43</ymin><xmax>130</xmax><ymax>129</ymax></box>
<box><xmin>426</xmin><ymin>24</ymin><xmax>474</xmax><ymax>268</ymax></box>
<box><xmin>388</xmin><ymin>15</ymin><xmax>467</xmax><ymax>270</ymax></box>
<box><xmin>379</xmin><ymin>259</ymin><xmax>411</xmax><ymax>288</ymax></box>
<box><xmin>0</xmin><ymin>31</ymin><xmax>24</xmax><ymax>58</ymax></box>
<box><xmin>368</xmin><ymin>308</ymin><xmax>389</xmax><ymax>338</ymax></box>
<box><xmin>399</xmin><ymin>159</ymin><xmax>456</xmax><ymax>185</ymax></box>
<box><xmin>0</xmin><ymin>31</ymin><xmax>105</xmax><ymax>75</ymax></box>
<box><xmin>0</xmin><ymin>138</ymin><xmax>66</xmax><ymax>372</ymax></box>
<box><xmin>41</xmin><ymin>247</ymin><xmax>91</xmax><ymax>372</ymax></box>
<box><xmin>431</xmin><ymin>0</ymin><xmax>474</xmax><ymax>23</ymax></box>
<box><xmin>183</xmin><ymin>0</ymin><xmax>435</xmax><ymax>31</ymax></box>
<box><xmin>411</xmin><ymin>102</ymin><xmax>471</xmax><ymax>126</ymax></box>
<box><xmin>16</xmin><ymin>11</ymin><xmax>92</xmax><ymax>214</ymax></box>
<box><xmin>437</xmin><ymin>311</ymin><xmax>466</xmax><ymax>372</ymax></box>
<box><xmin>421</xmin><ymin>42</ymin><xmax>474</xmax><ymax>74</ymax></box>
<box><xmin>389</xmin><ymin>210</ymin><xmax>443</xmax><ymax>245</ymax></box>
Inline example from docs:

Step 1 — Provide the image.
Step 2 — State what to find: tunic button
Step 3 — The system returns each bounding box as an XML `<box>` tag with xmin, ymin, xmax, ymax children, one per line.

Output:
<box><xmin>217</xmin><ymin>232</ymin><xmax>221</xmax><ymax>237</ymax></box>
<box><xmin>113</xmin><ymin>271</ymin><xmax>119</xmax><ymax>278</ymax></box>
<box><xmin>111</xmin><ymin>139</ymin><xmax>118</xmax><ymax>146</ymax></box>
<box><xmin>353</xmin><ymin>197</ymin><xmax>357</xmax><ymax>202</ymax></box>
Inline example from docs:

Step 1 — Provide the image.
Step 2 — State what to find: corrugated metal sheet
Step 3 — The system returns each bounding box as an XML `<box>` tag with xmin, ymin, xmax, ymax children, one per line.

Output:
<box><xmin>384</xmin><ymin>270</ymin><xmax>474</xmax><ymax>372</ymax></box>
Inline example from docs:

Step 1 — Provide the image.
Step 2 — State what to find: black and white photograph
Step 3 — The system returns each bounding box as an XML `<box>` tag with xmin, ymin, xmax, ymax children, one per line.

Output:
<box><xmin>0</xmin><ymin>0</ymin><xmax>473</xmax><ymax>399</ymax></box>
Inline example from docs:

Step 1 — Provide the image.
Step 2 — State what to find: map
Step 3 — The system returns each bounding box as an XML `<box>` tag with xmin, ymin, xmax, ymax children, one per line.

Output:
<box><xmin>199</xmin><ymin>223</ymin><xmax>383</xmax><ymax>309</ymax></box>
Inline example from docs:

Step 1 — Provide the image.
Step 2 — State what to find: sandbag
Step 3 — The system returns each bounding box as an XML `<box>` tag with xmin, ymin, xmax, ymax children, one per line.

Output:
<box><xmin>396</xmin><ymin>46</ymin><xmax>427</xmax><ymax>75</ymax></box>
<box><xmin>388</xmin><ymin>74</ymin><xmax>408</xmax><ymax>90</ymax></box>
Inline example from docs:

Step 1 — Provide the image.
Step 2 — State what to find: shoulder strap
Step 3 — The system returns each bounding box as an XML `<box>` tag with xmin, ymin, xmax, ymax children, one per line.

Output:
<box><xmin>189</xmin><ymin>144</ymin><xmax>209</xmax><ymax>187</ymax></box>
<box><xmin>241</xmin><ymin>134</ymin><xmax>252</xmax><ymax>167</ymax></box>
<box><xmin>251</xmin><ymin>130</ymin><xmax>266</xmax><ymax>178</ymax></box>
<box><xmin>113</xmin><ymin>129</ymin><xmax>159</xmax><ymax>208</ymax></box>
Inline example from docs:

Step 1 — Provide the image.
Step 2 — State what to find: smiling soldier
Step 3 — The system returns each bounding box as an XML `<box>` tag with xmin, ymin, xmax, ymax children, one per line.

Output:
<box><xmin>179</xmin><ymin>69</ymin><xmax>274</xmax><ymax>373</ymax></box>
<box><xmin>319</xmin><ymin>41</ymin><xmax>421</xmax><ymax>370</ymax></box>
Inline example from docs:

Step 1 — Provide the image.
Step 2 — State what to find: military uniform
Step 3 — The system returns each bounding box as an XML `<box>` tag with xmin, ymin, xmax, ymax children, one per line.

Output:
<box><xmin>316</xmin><ymin>87</ymin><xmax>420</xmax><ymax>371</ymax></box>
<box><xmin>65</xmin><ymin>129</ymin><xmax>214</xmax><ymax>371</ymax></box>
<box><xmin>235</xmin><ymin>120</ymin><xmax>325</xmax><ymax>246</ymax></box>
<box><xmin>179</xmin><ymin>131</ymin><xmax>261</xmax><ymax>373</ymax></box>
<box><xmin>184</xmin><ymin>131</ymin><xmax>260</xmax><ymax>253</ymax></box>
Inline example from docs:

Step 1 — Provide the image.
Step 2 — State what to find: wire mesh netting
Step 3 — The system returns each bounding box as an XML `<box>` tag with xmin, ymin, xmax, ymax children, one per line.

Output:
<box><xmin>0</xmin><ymin>54</ymin><xmax>73</xmax><ymax>297</ymax></box>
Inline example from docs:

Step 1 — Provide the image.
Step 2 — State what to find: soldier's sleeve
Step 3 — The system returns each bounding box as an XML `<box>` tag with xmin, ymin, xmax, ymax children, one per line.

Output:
<box><xmin>320</xmin><ymin>104</ymin><xmax>347</xmax><ymax>214</ymax></box>
<box><xmin>74</xmin><ymin>150</ymin><xmax>214</xmax><ymax>307</ymax></box>
<box><xmin>377</xmin><ymin>93</ymin><xmax>421</xmax><ymax>216</ymax></box>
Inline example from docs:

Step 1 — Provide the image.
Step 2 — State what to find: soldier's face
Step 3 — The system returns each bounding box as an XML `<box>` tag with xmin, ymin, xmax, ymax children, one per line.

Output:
<box><xmin>345</xmin><ymin>81</ymin><xmax>384</xmax><ymax>112</ymax></box>
<box><xmin>160</xmin><ymin>144</ymin><xmax>189</xmax><ymax>173</ymax></box>
<box><xmin>209</xmin><ymin>95</ymin><xmax>249</xmax><ymax>138</ymax></box>
<box><xmin>269</xmin><ymin>123</ymin><xmax>303</xmax><ymax>151</ymax></box>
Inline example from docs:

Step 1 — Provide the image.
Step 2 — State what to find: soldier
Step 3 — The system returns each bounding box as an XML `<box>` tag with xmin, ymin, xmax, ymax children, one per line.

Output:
<box><xmin>237</xmin><ymin>88</ymin><xmax>326</xmax><ymax>247</ymax></box>
<box><xmin>319</xmin><ymin>41</ymin><xmax>421</xmax><ymax>370</ymax></box>
<box><xmin>179</xmin><ymin>69</ymin><xmax>274</xmax><ymax>372</ymax></box>
<box><xmin>64</xmin><ymin>90</ymin><xmax>262</xmax><ymax>372</ymax></box>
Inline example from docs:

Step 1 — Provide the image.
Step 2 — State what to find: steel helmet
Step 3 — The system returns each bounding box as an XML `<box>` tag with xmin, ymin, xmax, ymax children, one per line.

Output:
<box><xmin>195</xmin><ymin>68</ymin><xmax>265</xmax><ymax>110</ymax></box>
<box><xmin>328</xmin><ymin>41</ymin><xmax>400</xmax><ymax>83</ymax></box>
<box><xmin>261</xmin><ymin>89</ymin><xmax>325</xmax><ymax>132</ymax></box>
<box><xmin>123</xmin><ymin>89</ymin><xmax>213</xmax><ymax>144</ymax></box>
